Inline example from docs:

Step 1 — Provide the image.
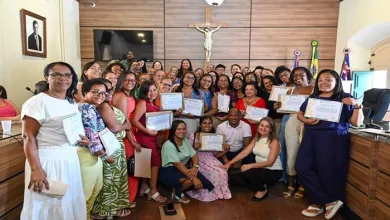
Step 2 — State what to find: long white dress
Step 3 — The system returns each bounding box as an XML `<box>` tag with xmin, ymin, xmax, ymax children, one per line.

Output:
<box><xmin>20</xmin><ymin>93</ymin><xmax>87</xmax><ymax>220</ymax></box>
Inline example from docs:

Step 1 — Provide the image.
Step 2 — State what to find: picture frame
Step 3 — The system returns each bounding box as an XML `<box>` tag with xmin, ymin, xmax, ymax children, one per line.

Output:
<box><xmin>20</xmin><ymin>9</ymin><xmax>47</xmax><ymax>58</ymax></box>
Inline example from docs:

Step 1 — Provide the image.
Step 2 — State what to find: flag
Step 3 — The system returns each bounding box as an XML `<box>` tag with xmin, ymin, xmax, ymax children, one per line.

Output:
<box><xmin>341</xmin><ymin>51</ymin><xmax>351</xmax><ymax>80</ymax></box>
<box><xmin>293</xmin><ymin>50</ymin><xmax>301</xmax><ymax>68</ymax></box>
<box><xmin>310</xmin><ymin>40</ymin><xmax>319</xmax><ymax>78</ymax></box>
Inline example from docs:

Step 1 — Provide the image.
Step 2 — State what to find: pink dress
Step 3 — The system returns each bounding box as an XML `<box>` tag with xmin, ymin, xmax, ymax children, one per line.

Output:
<box><xmin>186</xmin><ymin>133</ymin><xmax>232</xmax><ymax>201</ymax></box>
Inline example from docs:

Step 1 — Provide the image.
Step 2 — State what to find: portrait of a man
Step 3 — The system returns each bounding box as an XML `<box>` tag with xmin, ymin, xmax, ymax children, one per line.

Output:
<box><xmin>27</xmin><ymin>20</ymin><xmax>42</xmax><ymax>51</ymax></box>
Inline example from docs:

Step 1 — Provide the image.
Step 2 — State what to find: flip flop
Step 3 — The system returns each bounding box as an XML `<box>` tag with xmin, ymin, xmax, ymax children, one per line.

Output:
<box><xmin>172</xmin><ymin>193</ymin><xmax>190</xmax><ymax>204</ymax></box>
<box><xmin>302</xmin><ymin>206</ymin><xmax>324</xmax><ymax>217</ymax></box>
<box><xmin>325</xmin><ymin>200</ymin><xmax>344</xmax><ymax>219</ymax></box>
<box><xmin>283</xmin><ymin>186</ymin><xmax>295</xmax><ymax>198</ymax></box>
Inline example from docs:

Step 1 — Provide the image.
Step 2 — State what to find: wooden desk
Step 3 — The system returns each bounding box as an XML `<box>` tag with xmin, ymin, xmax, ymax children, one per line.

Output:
<box><xmin>347</xmin><ymin>131</ymin><xmax>390</xmax><ymax>220</ymax></box>
<box><xmin>0</xmin><ymin>123</ymin><xmax>25</xmax><ymax>219</ymax></box>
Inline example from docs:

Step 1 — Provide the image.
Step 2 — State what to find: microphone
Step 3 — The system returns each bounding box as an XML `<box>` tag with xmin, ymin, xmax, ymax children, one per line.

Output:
<box><xmin>26</xmin><ymin>87</ymin><xmax>35</xmax><ymax>95</ymax></box>
<box><xmin>365</xmin><ymin>108</ymin><xmax>390</xmax><ymax>130</ymax></box>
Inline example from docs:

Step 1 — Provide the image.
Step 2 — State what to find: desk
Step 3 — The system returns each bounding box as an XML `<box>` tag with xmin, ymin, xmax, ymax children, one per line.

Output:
<box><xmin>0</xmin><ymin>123</ymin><xmax>25</xmax><ymax>219</ymax></box>
<box><xmin>346</xmin><ymin>130</ymin><xmax>390</xmax><ymax>219</ymax></box>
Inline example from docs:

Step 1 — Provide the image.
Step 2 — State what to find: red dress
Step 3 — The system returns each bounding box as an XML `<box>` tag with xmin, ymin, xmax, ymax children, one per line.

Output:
<box><xmin>236</xmin><ymin>97</ymin><xmax>266</xmax><ymax>138</ymax></box>
<box><xmin>133</xmin><ymin>100</ymin><xmax>161</xmax><ymax>167</ymax></box>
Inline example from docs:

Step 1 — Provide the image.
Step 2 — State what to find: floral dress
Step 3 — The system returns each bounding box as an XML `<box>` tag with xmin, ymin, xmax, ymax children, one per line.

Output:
<box><xmin>186</xmin><ymin>133</ymin><xmax>232</xmax><ymax>201</ymax></box>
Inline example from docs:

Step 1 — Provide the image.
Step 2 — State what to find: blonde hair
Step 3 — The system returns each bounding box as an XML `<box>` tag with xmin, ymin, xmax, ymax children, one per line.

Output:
<box><xmin>255</xmin><ymin>117</ymin><xmax>276</xmax><ymax>143</ymax></box>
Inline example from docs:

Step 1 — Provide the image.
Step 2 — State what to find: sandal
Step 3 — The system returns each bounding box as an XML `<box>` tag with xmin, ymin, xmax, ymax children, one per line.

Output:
<box><xmin>302</xmin><ymin>205</ymin><xmax>324</xmax><ymax>217</ymax></box>
<box><xmin>129</xmin><ymin>202</ymin><xmax>136</xmax><ymax>208</ymax></box>
<box><xmin>294</xmin><ymin>186</ymin><xmax>305</xmax><ymax>199</ymax></box>
<box><xmin>172</xmin><ymin>193</ymin><xmax>190</xmax><ymax>204</ymax></box>
<box><xmin>115</xmin><ymin>209</ymin><xmax>131</xmax><ymax>217</ymax></box>
<box><xmin>283</xmin><ymin>186</ymin><xmax>295</xmax><ymax>198</ymax></box>
<box><xmin>90</xmin><ymin>214</ymin><xmax>105</xmax><ymax>220</ymax></box>
<box><xmin>325</xmin><ymin>200</ymin><xmax>344</xmax><ymax>219</ymax></box>
<box><xmin>148</xmin><ymin>191</ymin><xmax>167</xmax><ymax>203</ymax></box>
<box><xmin>139</xmin><ymin>187</ymin><xmax>150</xmax><ymax>197</ymax></box>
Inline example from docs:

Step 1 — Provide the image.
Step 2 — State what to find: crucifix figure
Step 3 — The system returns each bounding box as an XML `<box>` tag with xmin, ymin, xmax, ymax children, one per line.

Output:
<box><xmin>189</xmin><ymin>6</ymin><xmax>228</xmax><ymax>66</ymax></box>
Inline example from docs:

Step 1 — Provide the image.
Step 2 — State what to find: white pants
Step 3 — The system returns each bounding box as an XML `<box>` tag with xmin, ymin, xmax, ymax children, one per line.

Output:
<box><xmin>284</xmin><ymin>114</ymin><xmax>303</xmax><ymax>176</ymax></box>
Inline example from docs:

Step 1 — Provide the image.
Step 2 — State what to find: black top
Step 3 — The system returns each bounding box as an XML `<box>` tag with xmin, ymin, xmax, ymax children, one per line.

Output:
<box><xmin>259</xmin><ymin>90</ymin><xmax>284</xmax><ymax>120</ymax></box>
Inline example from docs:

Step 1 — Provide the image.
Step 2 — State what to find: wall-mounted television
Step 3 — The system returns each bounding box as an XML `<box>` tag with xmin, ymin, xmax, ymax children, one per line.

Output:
<box><xmin>93</xmin><ymin>30</ymin><xmax>153</xmax><ymax>61</ymax></box>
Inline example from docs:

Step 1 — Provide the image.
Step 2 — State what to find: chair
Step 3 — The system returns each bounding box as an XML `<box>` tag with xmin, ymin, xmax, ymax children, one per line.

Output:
<box><xmin>362</xmin><ymin>88</ymin><xmax>390</xmax><ymax>130</ymax></box>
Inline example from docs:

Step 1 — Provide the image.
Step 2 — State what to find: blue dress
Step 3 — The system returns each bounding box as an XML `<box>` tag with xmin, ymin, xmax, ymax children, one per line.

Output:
<box><xmin>295</xmin><ymin>93</ymin><xmax>355</xmax><ymax>205</ymax></box>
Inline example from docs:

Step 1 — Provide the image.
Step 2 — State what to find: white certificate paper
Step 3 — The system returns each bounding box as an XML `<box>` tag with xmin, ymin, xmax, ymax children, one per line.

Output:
<box><xmin>63</xmin><ymin>113</ymin><xmax>85</xmax><ymax>145</ymax></box>
<box><xmin>304</xmin><ymin>98</ymin><xmax>343</xmax><ymax>123</ymax></box>
<box><xmin>200</xmin><ymin>133</ymin><xmax>224</xmax><ymax>151</ymax></box>
<box><xmin>145</xmin><ymin>111</ymin><xmax>173</xmax><ymax>131</ymax></box>
<box><xmin>244</xmin><ymin>106</ymin><xmax>269</xmax><ymax>121</ymax></box>
<box><xmin>183</xmin><ymin>98</ymin><xmax>204</xmax><ymax>116</ymax></box>
<box><xmin>217</xmin><ymin>93</ymin><xmax>230</xmax><ymax>113</ymax></box>
<box><xmin>99</xmin><ymin>128</ymin><xmax>121</xmax><ymax>156</ymax></box>
<box><xmin>160</xmin><ymin>93</ymin><xmax>183</xmax><ymax>110</ymax></box>
<box><xmin>269</xmin><ymin>86</ymin><xmax>294</xmax><ymax>101</ymax></box>
<box><xmin>277</xmin><ymin>95</ymin><xmax>307</xmax><ymax>113</ymax></box>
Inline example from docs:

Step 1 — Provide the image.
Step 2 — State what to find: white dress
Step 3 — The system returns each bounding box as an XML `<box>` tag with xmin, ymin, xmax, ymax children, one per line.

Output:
<box><xmin>20</xmin><ymin>93</ymin><xmax>87</xmax><ymax>220</ymax></box>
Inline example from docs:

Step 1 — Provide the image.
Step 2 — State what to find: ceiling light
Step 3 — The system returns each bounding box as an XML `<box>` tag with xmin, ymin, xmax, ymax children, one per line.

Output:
<box><xmin>138</xmin><ymin>33</ymin><xmax>144</xmax><ymax>37</ymax></box>
<box><xmin>142</xmin><ymin>39</ymin><xmax>146</xmax><ymax>43</ymax></box>
<box><xmin>205</xmin><ymin>0</ymin><xmax>224</xmax><ymax>6</ymax></box>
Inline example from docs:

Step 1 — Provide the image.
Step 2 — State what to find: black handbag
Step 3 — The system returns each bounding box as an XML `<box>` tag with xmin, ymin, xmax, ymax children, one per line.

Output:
<box><xmin>127</xmin><ymin>156</ymin><xmax>135</xmax><ymax>176</ymax></box>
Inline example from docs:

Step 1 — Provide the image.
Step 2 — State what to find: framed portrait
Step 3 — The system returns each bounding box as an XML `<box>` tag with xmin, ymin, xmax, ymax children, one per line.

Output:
<box><xmin>20</xmin><ymin>9</ymin><xmax>47</xmax><ymax>58</ymax></box>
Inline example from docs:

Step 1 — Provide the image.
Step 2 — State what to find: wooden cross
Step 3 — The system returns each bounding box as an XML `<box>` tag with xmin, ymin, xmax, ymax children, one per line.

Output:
<box><xmin>188</xmin><ymin>6</ymin><xmax>228</xmax><ymax>69</ymax></box>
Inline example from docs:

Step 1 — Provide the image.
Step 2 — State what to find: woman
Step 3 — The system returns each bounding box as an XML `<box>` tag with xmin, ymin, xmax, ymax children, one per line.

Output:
<box><xmin>112</xmin><ymin>71</ymin><xmax>141</xmax><ymax>207</ymax></box>
<box><xmin>232</xmin><ymin>77</ymin><xmax>245</xmax><ymax>99</ymax></box>
<box><xmin>106</xmin><ymin>62</ymin><xmax>126</xmax><ymax>77</ymax></box>
<box><xmin>177</xmin><ymin>59</ymin><xmax>193</xmax><ymax>79</ymax></box>
<box><xmin>222</xmin><ymin>117</ymin><xmax>282</xmax><ymax>201</ymax></box>
<box><xmin>244</xmin><ymin>72</ymin><xmax>259</xmax><ymax>86</ymax></box>
<box><xmin>259</xmin><ymin>75</ymin><xmax>284</xmax><ymax>135</ymax></box>
<box><xmin>172</xmin><ymin>71</ymin><xmax>203</xmax><ymax>137</ymax></box>
<box><xmin>194</xmin><ymin>68</ymin><xmax>204</xmax><ymax>85</ymax></box>
<box><xmin>261</xmin><ymin>68</ymin><xmax>274</xmax><ymax>77</ymax></box>
<box><xmin>160</xmin><ymin>120</ymin><xmax>215</xmax><ymax>203</ymax></box>
<box><xmin>274</xmin><ymin>66</ymin><xmax>292</xmax><ymax>86</ymax></box>
<box><xmin>131</xmin><ymin>81</ymin><xmax>167</xmax><ymax>203</ymax></box>
<box><xmin>242</xmin><ymin>67</ymin><xmax>250</xmax><ymax>75</ymax></box>
<box><xmin>207</xmin><ymin>71</ymin><xmax>217</xmax><ymax>89</ymax></box>
<box><xmin>74</xmin><ymin>61</ymin><xmax>102</xmax><ymax>102</ymax></box>
<box><xmin>91</xmin><ymin>79</ymin><xmax>132</xmax><ymax>218</ymax></box>
<box><xmin>187</xmin><ymin>116</ymin><xmax>232</xmax><ymax>201</ymax></box>
<box><xmin>236</xmin><ymin>82</ymin><xmax>266</xmax><ymax>138</ymax></box>
<box><xmin>21</xmin><ymin>62</ymin><xmax>87</xmax><ymax>220</ymax></box>
<box><xmin>78</xmin><ymin>79</ymin><xmax>117</xmax><ymax>219</ymax></box>
<box><xmin>233</xmin><ymin>72</ymin><xmax>244</xmax><ymax>80</ymax></box>
<box><xmin>130</xmin><ymin>61</ymin><xmax>140</xmax><ymax>73</ymax></box>
<box><xmin>231</xmin><ymin>64</ymin><xmax>241</xmax><ymax>75</ymax></box>
<box><xmin>275</xmin><ymin>67</ymin><xmax>314</xmax><ymax>199</ymax></box>
<box><xmin>296</xmin><ymin>69</ymin><xmax>363</xmax><ymax>219</ymax></box>
<box><xmin>253</xmin><ymin>66</ymin><xmax>264</xmax><ymax>79</ymax></box>
<box><xmin>0</xmin><ymin>86</ymin><xmax>20</xmax><ymax>121</ymax></box>
<box><xmin>102</xmin><ymin>70</ymin><xmax>118</xmax><ymax>89</ymax></box>
<box><xmin>154</xmin><ymin>70</ymin><xmax>165</xmax><ymax>89</ymax></box>
<box><xmin>138</xmin><ymin>58</ymin><xmax>147</xmax><ymax>73</ymax></box>
<box><xmin>152</xmin><ymin>61</ymin><xmax>163</xmax><ymax>71</ymax></box>
<box><xmin>199</xmin><ymin>74</ymin><xmax>217</xmax><ymax>117</ymax></box>
<box><xmin>213</xmin><ymin>75</ymin><xmax>237</xmax><ymax>127</ymax></box>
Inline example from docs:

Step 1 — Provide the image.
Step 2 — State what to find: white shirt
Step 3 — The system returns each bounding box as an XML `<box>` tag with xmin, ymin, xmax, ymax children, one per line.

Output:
<box><xmin>252</xmin><ymin>137</ymin><xmax>282</xmax><ymax>170</ymax></box>
<box><xmin>216</xmin><ymin>120</ymin><xmax>252</xmax><ymax>152</ymax></box>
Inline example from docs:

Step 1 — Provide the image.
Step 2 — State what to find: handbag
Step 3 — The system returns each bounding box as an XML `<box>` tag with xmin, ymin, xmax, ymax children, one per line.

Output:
<box><xmin>127</xmin><ymin>156</ymin><xmax>135</xmax><ymax>176</ymax></box>
<box><xmin>33</xmin><ymin>179</ymin><xmax>69</xmax><ymax>198</ymax></box>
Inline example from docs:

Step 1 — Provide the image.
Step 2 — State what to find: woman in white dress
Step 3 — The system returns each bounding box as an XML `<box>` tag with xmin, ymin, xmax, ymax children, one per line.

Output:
<box><xmin>21</xmin><ymin>62</ymin><xmax>88</xmax><ymax>220</ymax></box>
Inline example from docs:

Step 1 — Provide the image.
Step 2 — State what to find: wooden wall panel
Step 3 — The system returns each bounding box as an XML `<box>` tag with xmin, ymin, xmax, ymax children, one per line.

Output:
<box><xmin>165</xmin><ymin>28</ymin><xmax>249</xmax><ymax>60</ymax></box>
<box><xmin>250</xmin><ymin>28</ymin><xmax>337</xmax><ymax>60</ymax></box>
<box><xmin>165</xmin><ymin>0</ymin><xmax>251</xmax><ymax>27</ymax></box>
<box><xmin>80</xmin><ymin>27</ymin><xmax>165</xmax><ymax>60</ymax></box>
<box><xmin>164</xmin><ymin>60</ymin><xmax>250</xmax><ymax>74</ymax></box>
<box><xmin>0</xmin><ymin>173</ymin><xmax>24</xmax><ymax>217</ymax></box>
<box><xmin>79</xmin><ymin>0</ymin><xmax>164</xmax><ymax>27</ymax></box>
<box><xmin>252</xmin><ymin>0</ymin><xmax>339</xmax><ymax>27</ymax></box>
<box><xmin>249</xmin><ymin>59</ymin><xmax>335</xmax><ymax>72</ymax></box>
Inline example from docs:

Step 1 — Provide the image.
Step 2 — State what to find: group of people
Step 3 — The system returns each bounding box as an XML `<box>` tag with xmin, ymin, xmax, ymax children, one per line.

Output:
<box><xmin>14</xmin><ymin>50</ymin><xmax>364</xmax><ymax>220</ymax></box>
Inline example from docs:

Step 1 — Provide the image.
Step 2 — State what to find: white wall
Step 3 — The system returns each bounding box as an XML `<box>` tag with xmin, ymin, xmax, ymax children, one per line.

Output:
<box><xmin>335</xmin><ymin>0</ymin><xmax>390</xmax><ymax>72</ymax></box>
<box><xmin>0</xmin><ymin>0</ymin><xmax>80</xmax><ymax>108</ymax></box>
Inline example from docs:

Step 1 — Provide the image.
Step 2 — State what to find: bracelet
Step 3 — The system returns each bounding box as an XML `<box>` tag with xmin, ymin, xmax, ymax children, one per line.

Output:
<box><xmin>99</xmin><ymin>154</ymin><xmax>109</xmax><ymax>161</ymax></box>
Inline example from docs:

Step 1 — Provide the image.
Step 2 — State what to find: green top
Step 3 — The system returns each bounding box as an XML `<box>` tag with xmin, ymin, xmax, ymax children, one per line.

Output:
<box><xmin>120</xmin><ymin>60</ymin><xmax>131</xmax><ymax>70</ymax></box>
<box><xmin>161</xmin><ymin>138</ymin><xmax>196</xmax><ymax>167</ymax></box>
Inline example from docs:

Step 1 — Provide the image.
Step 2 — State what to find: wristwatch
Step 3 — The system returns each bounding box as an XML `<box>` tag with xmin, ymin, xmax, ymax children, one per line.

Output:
<box><xmin>354</xmin><ymin>104</ymin><xmax>363</xmax><ymax>109</ymax></box>
<box><xmin>194</xmin><ymin>165</ymin><xmax>199</xmax><ymax>168</ymax></box>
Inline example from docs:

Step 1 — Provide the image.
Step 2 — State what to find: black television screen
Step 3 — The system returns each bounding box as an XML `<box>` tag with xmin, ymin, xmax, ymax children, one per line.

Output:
<box><xmin>93</xmin><ymin>30</ymin><xmax>153</xmax><ymax>61</ymax></box>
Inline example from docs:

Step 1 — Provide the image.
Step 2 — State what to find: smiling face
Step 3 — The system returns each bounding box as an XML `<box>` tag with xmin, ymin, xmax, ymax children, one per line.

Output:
<box><xmin>200</xmin><ymin>75</ymin><xmax>212</xmax><ymax>90</ymax></box>
<box><xmin>104</xmin><ymin>72</ymin><xmax>118</xmax><ymax>88</ymax></box>
<box><xmin>279</xmin><ymin>70</ymin><xmax>290</xmax><ymax>84</ymax></box>
<box><xmin>258</xmin><ymin>120</ymin><xmax>272</xmax><ymax>137</ymax></box>
<box><xmin>105</xmin><ymin>82</ymin><xmax>113</xmax><ymax>102</ymax></box>
<box><xmin>160</xmin><ymin>78</ymin><xmax>173</xmax><ymax>93</ymax></box>
<box><xmin>174</xmin><ymin>123</ymin><xmax>187</xmax><ymax>139</ymax></box>
<box><xmin>138</xmin><ymin>74</ymin><xmax>150</xmax><ymax>86</ymax></box>
<box><xmin>231</xmin><ymin>65</ymin><xmax>241</xmax><ymax>74</ymax></box>
<box><xmin>245</xmin><ymin>74</ymin><xmax>256</xmax><ymax>83</ymax></box>
<box><xmin>293</xmin><ymin>69</ymin><xmax>309</xmax><ymax>86</ymax></box>
<box><xmin>206</xmin><ymin>64</ymin><xmax>214</xmax><ymax>72</ymax></box>
<box><xmin>217</xmin><ymin>76</ymin><xmax>229</xmax><ymax>89</ymax></box>
<box><xmin>111</xmin><ymin>64</ymin><xmax>123</xmax><ymax>76</ymax></box>
<box><xmin>183</xmin><ymin>73</ymin><xmax>195</xmax><ymax>86</ymax></box>
<box><xmin>318</xmin><ymin>72</ymin><xmax>336</xmax><ymax>93</ymax></box>
<box><xmin>200</xmin><ymin>118</ymin><xmax>213</xmax><ymax>133</ymax></box>
<box><xmin>84</xmin><ymin>63</ymin><xmax>101</xmax><ymax>80</ymax></box>
<box><xmin>153</xmin><ymin>62</ymin><xmax>162</xmax><ymax>71</ymax></box>
<box><xmin>154</xmin><ymin>70</ymin><xmax>165</xmax><ymax>84</ymax></box>
<box><xmin>147</xmin><ymin>84</ymin><xmax>158</xmax><ymax>101</ymax></box>
<box><xmin>228</xmin><ymin>109</ymin><xmax>241</xmax><ymax>127</ymax></box>
<box><xmin>263</xmin><ymin>78</ymin><xmax>274</xmax><ymax>92</ymax></box>
<box><xmin>195</xmin><ymin>69</ymin><xmax>204</xmax><ymax>79</ymax></box>
<box><xmin>245</xmin><ymin>84</ymin><xmax>257</xmax><ymax>97</ymax></box>
<box><xmin>138</xmin><ymin>60</ymin><xmax>145</xmax><ymax>67</ymax></box>
<box><xmin>47</xmin><ymin>64</ymin><xmax>73</xmax><ymax>92</ymax></box>
<box><xmin>254</xmin><ymin>69</ymin><xmax>262</xmax><ymax>78</ymax></box>
<box><xmin>215</xmin><ymin>67</ymin><xmax>225</xmax><ymax>76</ymax></box>
<box><xmin>84</xmin><ymin>84</ymin><xmax>107</xmax><ymax>106</ymax></box>
<box><xmin>182</xmin><ymin>60</ymin><xmax>190</xmax><ymax>70</ymax></box>
<box><xmin>122</xmin><ymin>74</ymin><xmax>136</xmax><ymax>92</ymax></box>
<box><xmin>232</xmin><ymin>78</ymin><xmax>243</xmax><ymax>90</ymax></box>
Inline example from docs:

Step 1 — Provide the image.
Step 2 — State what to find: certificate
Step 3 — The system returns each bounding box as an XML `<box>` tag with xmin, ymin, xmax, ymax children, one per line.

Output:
<box><xmin>134</xmin><ymin>148</ymin><xmax>152</xmax><ymax>178</ymax></box>
<box><xmin>199</xmin><ymin>133</ymin><xmax>224</xmax><ymax>151</ymax></box>
<box><xmin>244</xmin><ymin>106</ymin><xmax>269</xmax><ymax>121</ymax></box>
<box><xmin>277</xmin><ymin>95</ymin><xmax>307</xmax><ymax>113</ymax></box>
<box><xmin>269</xmin><ymin>86</ymin><xmax>294</xmax><ymax>101</ymax></box>
<box><xmin>304</xmin><ymin>98</ymin><xmax>343</xmax><ymax>123</ymax></box>
<box><xmin>145</xmin><ymin>111</ymin><xmax>173</xmax><ymax>131</ymax></box>
<box><xmin>99</xmin><ymin>128</ymin><xmax>121</xmax><ymax>156</ymax></box>
<box><xmin>160</xmin><ymin>93</ymin><xmax>183</xmax><ymax>110</ymax></box>
<box><xmin>183</xmin><ymin>98</ymin><xmax>204</xmax><ymax>116</ymax></box>
<box><xmin>63</xmin><ymin>113</ymin><xmax>85</xmax><ymax>145</ymax></box>
<box><xmin>217</xmin><ymin>93</ymin><xmax>230</xmax><ymax>113</ymax></box>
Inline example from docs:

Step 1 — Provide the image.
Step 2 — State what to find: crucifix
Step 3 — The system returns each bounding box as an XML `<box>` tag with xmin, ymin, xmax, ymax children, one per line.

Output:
<box><xmin>188</xmin><ymin>6</ymin><xmax>228</xmax><ymax>69</ymax></box>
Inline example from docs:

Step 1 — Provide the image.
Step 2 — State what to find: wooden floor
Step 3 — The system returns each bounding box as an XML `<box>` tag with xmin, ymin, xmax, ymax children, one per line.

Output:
<box><xmin>119</xmin><ymin>182</ymin><xmax>344</xmax><ymax>220</ymax></box>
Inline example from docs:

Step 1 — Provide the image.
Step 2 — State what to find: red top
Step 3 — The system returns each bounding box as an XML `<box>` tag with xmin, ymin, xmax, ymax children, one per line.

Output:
<box><xmin>236</xmin><ymin>97</ymin><xmax>266</xmax><ymax>138</ymax></box>
<box><xmin>134</xmin><ymin>99</ymin><xmax>159</xmax><ymax>141</ymax></box>
<box><xmin>0</xmin><ymin>99</ymin><xmax>17</xmax><ymax>117</ymax></box>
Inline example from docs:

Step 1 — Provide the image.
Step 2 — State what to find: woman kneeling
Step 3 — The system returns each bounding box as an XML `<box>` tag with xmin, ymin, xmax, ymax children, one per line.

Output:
<box><xmin>160</xmin><ymin>120</ymin><xmax>215</xmax><ymax>203</ymax></box>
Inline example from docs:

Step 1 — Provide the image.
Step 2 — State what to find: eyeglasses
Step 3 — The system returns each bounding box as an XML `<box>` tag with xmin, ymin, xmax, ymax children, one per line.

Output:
<box><xmin>90</xmin><ymin>90</ymin><xmax>109</xmax><ymax>97</ymax></box>
<box><xmin>185</xmin><ymin>76</ymin><xmax>195</xmax><ymax>81</ymax></box>
<box><xmin>162</xmin><ymin>83</ymin><xmax>172</xmax><ymax>88</ymax></box>
<box><xmin>49</xmin><ymin>72</ymin><xmax>72</xmax><ymax>79</ymax></box>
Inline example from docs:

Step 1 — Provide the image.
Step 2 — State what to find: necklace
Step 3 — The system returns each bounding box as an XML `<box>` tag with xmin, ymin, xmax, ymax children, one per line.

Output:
<box><xmin>47</xmin><ymin>89</ymin><xmax>65</xmax><ymax>100</ymax></box>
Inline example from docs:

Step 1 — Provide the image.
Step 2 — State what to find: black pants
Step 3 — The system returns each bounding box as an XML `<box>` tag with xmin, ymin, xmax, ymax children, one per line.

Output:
<box><xmin>242</xmin><ymin>168</ymin><xmax>282</xmax><ymax>191</ymax></box>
